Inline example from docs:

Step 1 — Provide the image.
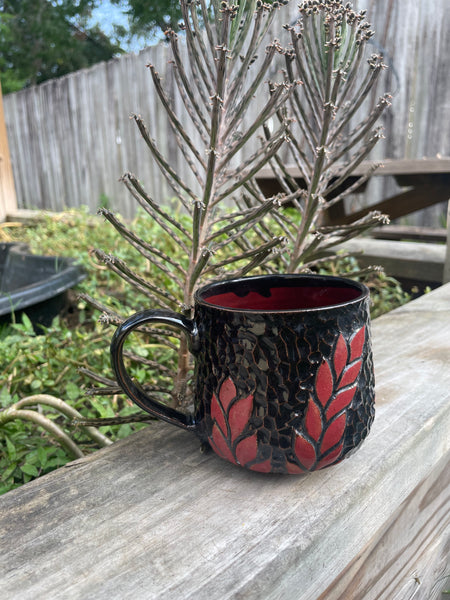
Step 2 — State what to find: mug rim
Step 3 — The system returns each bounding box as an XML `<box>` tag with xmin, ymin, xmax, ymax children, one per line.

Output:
<box><xmin>195</xmin><ymin>273</ymin><xmax>369</xmax><ymax>314</ymax></box>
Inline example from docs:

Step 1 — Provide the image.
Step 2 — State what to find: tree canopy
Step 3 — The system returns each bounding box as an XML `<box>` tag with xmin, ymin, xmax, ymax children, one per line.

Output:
<box><xmin>0</xmin><ymin>0</ymin><xmax>184</xmax><ymax>94</ymax></box>
<box><xmin>0</xmin><ymin>0</ymin><xmax>125</xmax><ymax>93</ymax></box>
<box><xmin>112</xmin><ymin>0</ymin><xmax>183</xmax><ymax>41</ymax></box>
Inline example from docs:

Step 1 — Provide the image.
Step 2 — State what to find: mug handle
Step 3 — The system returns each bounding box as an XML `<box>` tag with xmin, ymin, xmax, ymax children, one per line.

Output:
<box><xmin>110</xmin><ymin>309</ymin><xmax>199</xmax><ymax>431</ymax></box>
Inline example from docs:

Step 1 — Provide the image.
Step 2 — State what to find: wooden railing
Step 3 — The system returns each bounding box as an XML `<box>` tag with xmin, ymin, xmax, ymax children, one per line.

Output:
<box><xmin>0</xmin><ymin>86</ymin><xmax>17</xmax><ymax>222</ymax></box>
<box><xmin>0</xmin><ymin>283</ymin><xmax>449</xmax><ymax>599</ymax></box>
<box><xmin>255</xmin><ymin>158</ymin><xmax>450</xmax><ymax>226</ymax></box>
<box><xmin>257</xmin><ymin>158</ymin><xmax>450</xmax><ymax>287</ymax></box>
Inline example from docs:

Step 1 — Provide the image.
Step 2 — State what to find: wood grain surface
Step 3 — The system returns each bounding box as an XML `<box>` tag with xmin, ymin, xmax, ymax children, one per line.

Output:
<box><xmin>0</xmin><ymin>284</ymin><xmax>449</xmax><ymax>599</ymax></box>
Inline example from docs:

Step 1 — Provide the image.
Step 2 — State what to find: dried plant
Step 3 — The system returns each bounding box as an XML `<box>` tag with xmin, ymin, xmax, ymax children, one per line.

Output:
<box><xmin>82</xmin><ymin>0</ymin><xmax>391</xmax><ymax>414</ymax></box>
<box><xmin>0</xmin><ymin>395</ymin><xmax>112</xmax><ymax>458</ymax></box>
<box><xmin>250</xmin><ymin>0</ymin><xmax>391</xmax><ymax>272</ymax></box>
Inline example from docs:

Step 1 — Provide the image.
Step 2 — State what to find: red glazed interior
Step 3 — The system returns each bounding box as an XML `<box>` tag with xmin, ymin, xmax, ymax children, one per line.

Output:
<box><xmin>204</xmin><ymin>285</ymin><xmax>361</xmax><ymax>311</ymax></box>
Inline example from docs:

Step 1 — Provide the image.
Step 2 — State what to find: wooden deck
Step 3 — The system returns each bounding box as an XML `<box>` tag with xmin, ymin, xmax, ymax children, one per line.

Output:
<box><xmin>1</xmin><ymin>284</ymin><xmax>449</xmax><ymax>599</ymax></box>
<box><xmin>335</xmin><ymin>237</ymin><xmax>446</xmax><ymax>285</ymax></box>
<box><xmin>256</xmin><ymin>158</ymin><xmax>450</xmax><ymax>225</ymax></box>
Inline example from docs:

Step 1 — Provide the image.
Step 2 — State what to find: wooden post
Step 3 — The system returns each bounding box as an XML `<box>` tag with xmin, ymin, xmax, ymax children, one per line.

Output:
<box><xmin>444</xmin><ymin>199</ymin><xmax>450</xmax><ymax>283</ymax></box>
<box><xmin>0</xmin><ymin>84</ymin><xmax>18</xmax><ymax>221</ymax></box>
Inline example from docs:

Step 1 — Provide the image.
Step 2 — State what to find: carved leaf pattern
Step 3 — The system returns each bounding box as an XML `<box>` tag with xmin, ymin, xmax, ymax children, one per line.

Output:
<box><xmin>316</xmin><ymin>443</ymin><xmax>344</xmax><ymax>470</ymax></box>
<box><xmin>294</xmin><ymin>435</ymin><xmax>316</xmax><ymax>470</ymax></box>
<box><xmin>235</xmin><ymin>433</ymin><xmax>258</xmax><ymax>465</ymax></box>
<box><xmin>293</xmin><ymin>326</ymin><xmax>366</xmax><ymax>472</ymax></box>
<box><xmin>350</xmin><ymin>327</ymin><xmax>366</xmax><ymax>361</ymax></box>
<box><xmin>211</xmin><ymin>424</ymin><xmax>235</xmax><ymax>464</ymax></box>
<box><xmin>305</xmin><ymin>399</ymin><xmax>322</xmax><ymax>441</ymax></box>
<box><xmin>316</xmin><ymin>360</ymin><xmax>333</xmax><ymax>407</ymax></box>
<box><xmin>249</xmin><ymin>458</ymin><xmax>272</xmax><ymax>473</ymax></box>
<box><xmin>209</xmin><ymin>377</ymin><xmax>257</xmax><ymax>467</ymax></box>
<box><xmin>209</xmin><ymin>326</ymin><xmax>366</xmax><ymax>473</ymax></box>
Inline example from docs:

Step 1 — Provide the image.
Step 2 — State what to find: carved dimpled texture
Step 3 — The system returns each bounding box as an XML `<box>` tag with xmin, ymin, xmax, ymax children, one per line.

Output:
<box><xmin>193</xmin><ymin>287</ymin><xmax>375</xmax><ymax>474</ymax></box>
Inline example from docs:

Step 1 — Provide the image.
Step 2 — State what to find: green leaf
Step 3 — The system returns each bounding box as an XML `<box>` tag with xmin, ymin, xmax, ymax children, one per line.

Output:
<box><xmin>37</xmin><ymin>445</ymin><xmax>49</xmax><ymax>467</ymax></box>
<box><xmin>5</xmin><ymin>436</ymin><xmax>17</xmax><ymax>461</ymax></box>
<box><xmin>21</xmin><ymin>313</ymin><xmax>35</xmax><ymax>334</ymax></box>
<box><xmin>66</xmin><ymin>382</ymin><xmax>80</xmax><ymax>401</ymax></box>
<box><xmin>0</xmin><ymin>386</ymin><xmax>12</xmax><ymax>406</ymax></box>
<box><xmin>1</xmin><ymin>463</ymin><xmax>18</xmax><ymax>482</ymax></box>
<box><xmin>20</xmin><ymin>464</ymin><xmax>39</xmax><ymax>478</ymax></box>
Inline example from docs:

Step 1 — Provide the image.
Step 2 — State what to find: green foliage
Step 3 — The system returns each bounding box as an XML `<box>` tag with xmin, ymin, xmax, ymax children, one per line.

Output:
<box><xmin>0</xmin><ymin>407</ymin><xmax>70</xmax><ymax>494</ymax></box>
<box><xmin>0</xmin><ymin>0</ymin><xmax>200</xmax><ymax>94</ymax></box>
<box><xmin>0</xmin><ymin>208</ymin><xmax>181</xmax><ymax>494</ymax></box>
<box><xmin>111</xmin><ymin>0</ymin><xmax>183</xmax><ymax>40</ymax></box>
<box><xmin>0</xmin><ymin>312</ymin><xmax>148</xmax><ymax>494</ymax></box>
<box><xmin>0</xmin><ymin>208</ymin><xmax>410</xmax><ymax>495</ymax></box>
<box><xmin>0</xmin><ymin>0</ymin><xmax>123</xmax><ymax>93</ymax></box>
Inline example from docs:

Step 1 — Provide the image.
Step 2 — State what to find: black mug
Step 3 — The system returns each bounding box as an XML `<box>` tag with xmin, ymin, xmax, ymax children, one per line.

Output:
<box><xmin>111</xmin><ymin>274</ymin><xmax>375</xmax><ymax>474</ymax></box>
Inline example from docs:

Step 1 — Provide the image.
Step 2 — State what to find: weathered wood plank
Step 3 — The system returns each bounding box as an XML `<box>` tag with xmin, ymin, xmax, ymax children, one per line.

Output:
<box><xmin>0</xmin><ymin>284</ymin><xmax>449</xmax><ymax>600</ymax></box>
<box><xmin>370</xmin><ymin>225</ymin><xmax>447</xmax><ymax>243</ymax></box>
<box><xmin>444</xmin><ymin>200</ymin><xmax>450</xmax><ymax>284</ymax></box>
<box><xmin>335</xmin><ymin>237</ymin><xmax>446</xmax><ymax>284</ymax></box>
<box><xmin>318</xmin><ymin>453</ymin><xmax>450</xmax><ymax>600</ymax></box>
<box><xmin>338</xmin><ymin>182</ymin><xmax>450</xmax><ymax>225</ymax></box>
<box><xmin>0</xmin><ymin>85</ymin><xmax>17</xmax><ymax>221</ymax></box>
<box><xmin>256</xmin><ymin>158</ymin><xmax>450</xmax><ymax>182</ymax></box>
<box><xmin>256</xmin><ymin>159</ymin><xmax>450</xmax><ymax>225</ymax></box>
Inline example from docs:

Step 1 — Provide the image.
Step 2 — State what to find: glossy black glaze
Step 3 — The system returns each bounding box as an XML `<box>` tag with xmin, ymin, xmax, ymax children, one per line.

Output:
<box><xmin>111</xmin><ymin>274</ymin><xmax>375</xmax><ymax>474</ymax></box>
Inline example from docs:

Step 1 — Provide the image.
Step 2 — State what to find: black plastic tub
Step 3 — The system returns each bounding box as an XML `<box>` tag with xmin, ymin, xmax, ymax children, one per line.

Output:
<box><xmin>0</xmin><ymin>242</ymin><xmax>86</xmax><ymax>329</ymax></box>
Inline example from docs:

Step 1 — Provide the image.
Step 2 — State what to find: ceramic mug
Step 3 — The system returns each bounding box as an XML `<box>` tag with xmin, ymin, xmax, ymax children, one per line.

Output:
<box><xmin>110</xmin><ymin>274</ymin><xmax>375</xmax><ymax>474</ymax></box>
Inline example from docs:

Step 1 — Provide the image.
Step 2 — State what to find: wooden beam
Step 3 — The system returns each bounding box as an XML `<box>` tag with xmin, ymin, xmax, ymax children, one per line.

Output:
<box><xmin>255</xmin><ymin>159</ymin><xmax>450</xmax><ymax>226</ymax></box>
<box><xmin>334</xmin><ymin>237</ymin><xmax>445</xmax><ymax>283</ymax></box>
<box><xmin>0</xmin><ymin>84</ymin><xmax>17</xmax><ymax>221</ymax></box>
<box><xmin>370</xmin><ymin>225</ymin><xmax>447</xmax><ymax>243</ymax></box>
<box><xmin>337</xmin><ymin>183</ymin><xmax>450</xmax><ymax>225</ymax></box>
<box><xmin>376</xmin><ymin>157</ymin><xmax>450</xmax><ymax>176</ymax></box>
<box><xmin>444</xmin><ymin>200</ymin><xmax>450</xmax><ymax>284</ymax></box>
<box><xmin>0</xmin><ymin>284</ymin><xmax>449</xmax><ymax>599</ymax></box>
<box><xmin>318</xmin><ymin>453</ymin><xmax>450</xmax><ymax>600</ymax></box>
<box><xmin>256</xmin><ymin>158</ymin><xmax>450</xmax><ymax>183</ymax></box>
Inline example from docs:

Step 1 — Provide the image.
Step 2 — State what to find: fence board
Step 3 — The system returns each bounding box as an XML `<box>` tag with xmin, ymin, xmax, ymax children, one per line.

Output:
<box><xmin>3</xmin><ymin>0</ymin><xmax>450</xmax><ymax>222</ymax></box>
<box><xmin>0</xmin><ymin>85</ymin><xmax>17</xmax><ymax>220</ymax></box>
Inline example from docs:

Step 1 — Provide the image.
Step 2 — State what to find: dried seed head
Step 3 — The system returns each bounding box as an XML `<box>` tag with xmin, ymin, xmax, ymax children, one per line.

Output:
<box><xmin>296</xmin><ymin>0</ymin><xmax>374</xmax><ymax>42</ymax></box>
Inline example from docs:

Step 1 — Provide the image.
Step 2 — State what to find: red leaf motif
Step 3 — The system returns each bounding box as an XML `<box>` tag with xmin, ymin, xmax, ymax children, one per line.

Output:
<box><xmin>350</xmin><ymin>326</ymin><xmax>366</xmax><ymax>362</ymax></box>
<box><xmin>211</xmin><ymin>424</ymin><xmax>236</xmax><ymax>464</ymax></box>
<box><xmin>249</xmin><ymin>459</ymin><xmax>272</xmax><ymax>473</ymax></box>
<box><xmin>316</xmin><ymin>360</ymin><xmax>333</xmax><ymax>407</ymax></box>
<box><xmin>235</xmin><ymin>433</ymin><xmax>258</xmax><ymax>466</ymax></box>
<box><xmin>339</xmin><ymin>359</ymin><xmax>362</xmax><ymax>389</ymax></box>
<box><xmin>316</xmin><ymin>443</ymin><xmax>343</xmax><ymax>470</ymax></box>
<box><xmin>286</xmin><ymin>461</ymin><xmax>307</xmax><ymax>475</ymax></box>
<box><xmin>326</xmin><ymin>386</ymin><xmax>357</xmax><ymax>420</ymax></box>
<box><xmin>305</xmin><ymin>399</ymin><xmax>322</xmax><ymax>441</ymax></box>
<box><xmin>228</xmin><ymin>394</ymin><xmax>254</xmax><ymax>443</ymax></box>
<box><xmin>320</xmin><ymin>413</ymin><xmax>346</xmax><ymax>454</ymax></box>
<box><xmin>211</xmin><ymin>393</ymin><xmax>227</xmax><ymax>435</ymax></box>
<box><xmin>209</xmin><ymin>378</ymin><xmax>256</xmax><ymax>469</ymax></box>
<box><xmin>333</xmin><ymin>334</ymin><xmax>348</xmax><ymax>380</ymax></box>
<box><xmin>294</xmin><ymin>434</ymin><xmax>316</xmax><ymax>470</ymax></box>
<box><xmin>219</xmin><ymin>377</ymin><xmax>237</xmax><ymax>412</ymax></box>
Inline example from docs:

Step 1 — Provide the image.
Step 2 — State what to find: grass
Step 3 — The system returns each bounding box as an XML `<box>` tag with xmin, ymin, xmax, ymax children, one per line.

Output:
<box><xmin>0</xmin><ymin>207</ymin><xmax>411</xmax><ymax>494</ymax></box>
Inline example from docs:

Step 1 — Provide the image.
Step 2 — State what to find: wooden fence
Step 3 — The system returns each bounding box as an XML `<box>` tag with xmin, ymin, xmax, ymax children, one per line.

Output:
<box><xmin>3</xmin><ymin>0</ymin><xmax>450</xmax><ymax>222</ymax></box>
<box><xmin>0</xmin><ymin>86</ymin><xmax>17</xmax><ymax>221</ymax></box>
